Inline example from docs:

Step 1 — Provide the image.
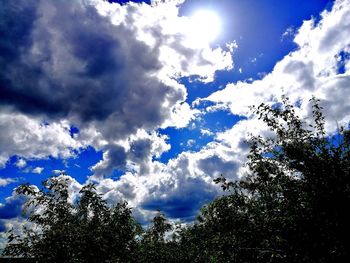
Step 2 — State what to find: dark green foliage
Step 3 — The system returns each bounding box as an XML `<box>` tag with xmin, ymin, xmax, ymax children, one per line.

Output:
<box><xmin>3</xmin><ymin>177</ymin><xmax>142</xmax><ymax>262</ymax></box>
<box><xmin>3</xmin><ymin>97</ymin><xmax>350</xmax><ymax>262</ymax></box>
<box><xmin>137</xmin><ymin>211</ymin><xmax>179</xmax><ymax>262</ymax></box>
<box><xmin>179</xmin><ymin>97</ymin><xmax>350</xmax><ymax>262</ymax></box>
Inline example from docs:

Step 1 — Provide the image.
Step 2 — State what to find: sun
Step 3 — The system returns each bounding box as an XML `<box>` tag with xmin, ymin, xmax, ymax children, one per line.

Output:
<box><xmin>189</xmin><ymin>10</ymin><xmax>221</xmax><ymax>45</ymax></box>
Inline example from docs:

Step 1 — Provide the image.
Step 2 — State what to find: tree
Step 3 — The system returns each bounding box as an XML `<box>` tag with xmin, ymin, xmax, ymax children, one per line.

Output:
<box><xmin>137</xmin><ymin>211</ymin><xmax>179</xmax><ymax>262</ymax></box>
<box><xmin>3</xmin><ymin>176</ymin><xmax>142</xmax><ymax>262</ymax></box>
<box><xmin>244</xmin><ymin>97</ymin><xmax>350</xmax><ymax>262</ymax></box>
<box><xmin>178</xmin><ymin>97</ymin><xmax>350</xmax><ymax>262</ymax></box>
<box><xmin>3</xmin><ymin>97</ymin><xmax>349</xmax><ymax>262</ymax></box>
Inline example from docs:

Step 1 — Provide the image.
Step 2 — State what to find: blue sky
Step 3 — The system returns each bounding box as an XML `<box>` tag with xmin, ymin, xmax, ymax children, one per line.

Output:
<box><xmin>1</xmin><ymin>0</ymin><xmax>349</xmax><ymax>230</ymax></box>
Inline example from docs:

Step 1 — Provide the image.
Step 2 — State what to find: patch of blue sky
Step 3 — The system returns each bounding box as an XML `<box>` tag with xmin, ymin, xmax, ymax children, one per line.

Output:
<box><xmin>180</xmin><ymin>0</ymin><xmax>334</xmax><ymax>83</ymax></box>
<box><xmin>69</xmin><ymin>126</ymin><xmax>80</xmax><ymax>138</ymax></box>
<box><xmin>177</xmin><ymin>0</ymin><xmax>334</xmax><ymax>173</ymax></box>
<box><xmin>158</xmin><ymin>109</ymin><xmax>241</xmax><ymax>163</ymax></box>
<box><xmin>337</xmin><ymin>51</ymin><xmax>350</xmax><ymax>75</ymax></box>
<box><xmin>110</xmin><ymin>169</ymin><xmax>126</xmax><ymax>181</ymax></box>
<box><xmin>62</xmin><ymin>147</ymin><xmax>103</xmax><ymax>182</ymax></box>
<box><xmin>158</xmin><ymin>126</ymin><xmax>207</xmax><ymax>163</ymax></box>
<box><xmin>182</xmin><ymin>77</ymin><xmax>225</xmax><ymax>105</ymax></box>
<box><xmin>0</xmin><ymin>147</ymin><xmax>103</xmax><ymax>203</ymax></box>
<box><xmin>181</xmin><ymin>1</ymin><xmax>335</xmax><ymax>158</ymax></box>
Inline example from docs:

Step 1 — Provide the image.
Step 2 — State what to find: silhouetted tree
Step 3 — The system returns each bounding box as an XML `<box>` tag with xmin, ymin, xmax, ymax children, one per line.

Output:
<box><xmin>179</xmin><ymin>97</ymin><xmax>350</xmax><ymax>262</ymax></box>
<box><xmin>3</xmin><ymin>97</ymin><xmax>350</xmax><ymax>263</ymax></box>
<box><xmin>137</xmin><ymin>211</ymin><xmax>179</xmax><ymax>262</ymax></box>
<box><xmin>3</xmin><ymin>177</ymin><xmax>142</xmax><ymax>262</ymax></box>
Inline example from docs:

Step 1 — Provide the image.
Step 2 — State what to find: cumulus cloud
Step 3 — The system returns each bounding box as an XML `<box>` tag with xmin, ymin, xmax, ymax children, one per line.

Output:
<box><xmin>200</xmin><ymin>129</ymin><xmax>214</xmax><ymax>136</ymax></box>
<box><xmin>203</xmin><ymin>0</ymin><xmax>350</xmax><ymax>132</ymax></box>
<box><xmin>91</xmin><ymin>129</ymin><xmax>170</xmax><ymax>178</ymax></box>
<box><xmin>0</xmin><ymin>0</ymin><xmax>233</xmax><ymax>176</ymax></box>
<box><xmin>0</xmin><ymin>193</ymin><xmax>26</xmax><ymax>221</ymax></box>
<box><xmin>101</xmin><ymin>0</ymin><xmax>350</xmax><ymax>221</ymax></box>
<box><xmin>0</xmin><ymin>0</ymin><xmax>232</xmax><ymax>128</ymax></box>
<box><xmin>32</xmin><ymin>167</ymin><xmax>44</xmax><ymax>174</ymax></box>
<box><xmin>15</xmin><ymin>162</ymin><xmax>44</xmax><ymax>174</ymax></box>
<box><xmin>141</xmin><ymin>175</ymin><xmax>217</xmax><ymax>221</ymax></box>
<box><xmin>93</xmin><ymin>134</ymin><xmax>245</xmax><ymax>221</ymax></box>
<box><xmin>3</xmin><ymin>0</ymin><xmax>349</xmax><ymax>224</ymax></box>
<box><xmin>0</xmin><ymin>111</ymin><xmax>82</xmax><ymax>167</ymax></box>
<box><xmin>1</xmin><ymin>0</ymin><xmax>176</xmax><ymax>132</ymax></box>
<box><xmin>132</xmin><ymin>0</ymin><xmax>350</xmax><ymax>220</ymax></box>
<box><xmin>52</xmin><ymin>170</ymin><xmax>66</xmax><ymax>175</ymax></box>
<box><xmin>15</xmin><ymin>159</ymin><xmax>27</xmax><ymax>169</ymax></box>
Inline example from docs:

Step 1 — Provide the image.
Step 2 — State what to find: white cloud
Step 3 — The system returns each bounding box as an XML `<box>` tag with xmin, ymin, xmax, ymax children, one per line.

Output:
<box><xmin>203</xmin><ymin>0</ymin><xmax>350</xmax><ymax>132</ymax></box>
<box><xmin>32</xmin><ymin>167</ymin><xmax>44</xmax><ymax>174</ymax></box>
<box><xmin>95</xmin><ymin>0</ymin><xmax>350</xmax><ymax>221</ymax></box>
<box><xmin>15</xmin><ymin>159</ymin><xmax>27</xmax><ymax>169</ymax></box>
<box><xmin>151</xmin><ymin>0</ymin><xmax>185</xmax><ymax>6</ymax></box>
<box><xmin>162</xmin><ymin>101</ymin><xmax>200</xmax><ymax>129</ymax></box>
<box><xmin>0</xmin><ymin>0</ymin><xmax>234</xmax><ymax>175</ymax></box>
<box><xmin>0</xmin><ymin>111</ymin><xmax>83</xmax><ymax>168</ymax></box>
<box><xmin>14</xmin><ymin>159</ymin><xmax>44</xmax><ymax>175</ymax></box>
<box><xmin>2</xmin><ymin>0</ymin><xmax>349</xmax><ymax>224</ymax></box>
<box><xmin>281</xmin><ymin>26</ymin><xmax>296</xmax><ymax>41</ymax></box>
<box><xmin>52</xmin><ymin>170</ymin><xmax>66</xmax><ymax>175</ymax></box>
<box><xmin>91</xmin><ymin>129</ymin><xmax>170</xmax><ymax>178</ymax></box>
<box><xmin>94</xmin><ymin>133</ymin><xmax>244</xmax><ymax>221</ymax></box>
<box><xmin>186</xmin><ymin>139</ymin><xmax>196</xmax><ymax>147</ymax></box>
<box><xmin>200</xmin><ymin>129</ymin><xmax>214</xmax><ymax>136</ymax></box>
<box><xmin>94</xmin><ymin>0</ymin><xmax>233</xmax><ymax>83</ymax></box>
<box><xmin>0</xmin><ymin>178</ymin><xmax>16</xmax><ymax>187</ymax></box>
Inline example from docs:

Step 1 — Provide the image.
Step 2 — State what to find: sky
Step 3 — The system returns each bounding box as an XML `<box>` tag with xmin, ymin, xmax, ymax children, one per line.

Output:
<box><xmin>1</xmin><ymin>0</ymin><xmax>349</xmax><ymax>239</ymax></box>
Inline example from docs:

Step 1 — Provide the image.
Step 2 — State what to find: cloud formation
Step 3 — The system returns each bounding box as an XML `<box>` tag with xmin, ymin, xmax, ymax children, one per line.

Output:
<box><xmin>0</xmin><ymin>178</ymin><xmax>16</xmax><ymax>187</ymax></box>
<box><xmin>0</xmin><ymin>0</ymin><xmax>232</xmax><ymax>175</ymax></box>
<box><xmin>105</xmin><ymin>0</ymin><xmax>350</xmax><ymax>221</ymax></box>
<box><xmin>1</xmin><ymin>0</ymin><xmax>349</xmax><ymax>225</ymax></box>
<box><xmin>0</xmin><ymin>193</ymin><xmax>25</xmax><ymax>220</ymax></box>
<box><xmin>204</xmin><ymin>0</ymin><xmax>350</xmax><ymax>131</ymax></box>
<box><xmin>0</xmin><ymin>111</ymin><xmax>81</xmax><ymax>167</ymax></box>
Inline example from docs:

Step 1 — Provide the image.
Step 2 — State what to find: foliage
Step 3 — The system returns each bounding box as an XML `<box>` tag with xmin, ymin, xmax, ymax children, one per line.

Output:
<box><xmin>179</xmin><ymin>97</ymin><xmax>350</xmax><ymax>262</ymax></box>
<box><xmin>3</xmin><ymin>177</ymin><xmax>142</xmax><ymax>262</ymax></box>
<box><xmin>3</xmin><ymin>97</ymin><xmax>350</xmax><ymax>262</ymax></box>
<box><xmin>136</xmin><ymin>211</ymin><xmax>179</xmax><ymax>262</ymax></box>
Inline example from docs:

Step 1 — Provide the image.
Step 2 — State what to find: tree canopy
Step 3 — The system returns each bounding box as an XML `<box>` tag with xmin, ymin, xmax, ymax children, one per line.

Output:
<box><xmin>3</xmin><ymin>179</ymin><xmax>142</xmax><ymax>262</ymax></box>
<box><xmin>3</xmin><ymin>98</ymin><xmax>350</xmax><ymax>262</ymax></box>
<box><xmin>177</xmin><ymin>97</ymin><xmax>350</xmax><ymax>262</ymax></box>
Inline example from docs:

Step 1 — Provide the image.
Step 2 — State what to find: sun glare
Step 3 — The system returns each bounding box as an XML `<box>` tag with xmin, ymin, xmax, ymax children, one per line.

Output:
<box><xmin>189</xmin><ymin>10</ymin><xmax>221</xmax><ymax>45</ymax></box>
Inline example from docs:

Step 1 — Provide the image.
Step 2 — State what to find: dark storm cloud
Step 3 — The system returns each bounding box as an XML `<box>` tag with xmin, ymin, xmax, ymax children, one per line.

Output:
<box><xmin>93</xmin><ymin>137</ymin><xmax>154</xmax><ymax>176</ymax></box>
<box><xmin>92</xmin><ymin>144</ymin><xmax>127</xmax><ymax>176</ymax></box>
<box><xmin>129</xmin><ymin>139</ymin><xmax>152</xmax><ymax>161</ymax></box>
<box><xmin>198</xmin><ymin>155</ymin><xmax>238</xmax><ymax>178</ymax></box>
<box><xmin>0</xmin><ymin>220</ymin><xmax>6</xmax><ymax>232</ymax></box>
<box><xmin>0</xmin><ymin>0</ymin><xmax>184</xmax><ymax>138</ymax></box>
<box><xmin>141</xmin><ymin>176</ymin><xmax>218</xmax><ymax>220</ymax></box>
<box><xmin>0</xmin><ymin>1</ymin><xmax>36</xmax><ymax>63</ymax></box>
<box><xmin>0</xmin><ymin>196</ymin><xmax>25</xmax><ymax>220</ymax></box>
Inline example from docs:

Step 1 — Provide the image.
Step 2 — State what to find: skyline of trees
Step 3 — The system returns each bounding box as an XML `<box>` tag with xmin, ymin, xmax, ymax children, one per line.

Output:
<box><xmin>2</xmin><ymin>98</ymin><xmax>350</xmax><ymax>262</ymax></box>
